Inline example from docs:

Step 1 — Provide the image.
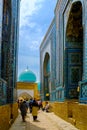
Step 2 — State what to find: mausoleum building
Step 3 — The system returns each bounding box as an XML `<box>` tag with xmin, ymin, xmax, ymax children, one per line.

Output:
<box><xmin>40</xmin><ymin>1</ymin><xmax>87</xmax><ymax>129</ymax></box>
<box><xmin>40</xmin><ymin>0</ymin><xmax>87</xmax><ymax>103</ymax></box>
<box><xmin>17</xmin><ymin>69</ymin><xmax>39</xmax><ymax>100</ymax></box>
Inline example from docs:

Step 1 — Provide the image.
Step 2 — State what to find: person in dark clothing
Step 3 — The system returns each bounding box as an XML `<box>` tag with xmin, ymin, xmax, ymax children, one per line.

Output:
<box><xmin>29</xmin><ymin>98</ymin><xmax>33</xmax><ymax>113</ymax></box>
<box><xmin>20</xmin><ymin>100</ymin><xmax>28</xmax><ymax>122</ymax></box>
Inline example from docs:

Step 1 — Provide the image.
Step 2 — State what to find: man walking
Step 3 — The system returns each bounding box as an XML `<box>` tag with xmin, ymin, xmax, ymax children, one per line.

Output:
<box><xmin>20</xmin><ymin>100</ymin><xmax>28</xmax><ymax>122</ymax></box>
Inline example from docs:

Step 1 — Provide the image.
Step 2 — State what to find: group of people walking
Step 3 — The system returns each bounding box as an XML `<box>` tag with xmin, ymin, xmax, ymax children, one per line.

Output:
<box><xmin>18</xmin><ymin>98</ymin><xmax>43</xmax><ymax>122</ymax></box>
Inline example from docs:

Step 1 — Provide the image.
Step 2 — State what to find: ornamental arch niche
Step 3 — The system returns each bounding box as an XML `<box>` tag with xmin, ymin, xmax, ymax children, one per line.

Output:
<box><xmin>18</xmin><ymin>92</ymin><xmax>32</xmax><ymax>100</ymax></box>
<box><xmin>65</xmin><ymin>1</ymin><xmax>83</xmax><ymax>99</ymax></box>
<box><xmin>43</xmin><ymin>52</ymin><xmax>50</xmax><ymax>100</ymax></box>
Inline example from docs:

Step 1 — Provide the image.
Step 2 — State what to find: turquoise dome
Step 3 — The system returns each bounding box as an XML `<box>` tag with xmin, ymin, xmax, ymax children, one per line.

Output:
<box><xmin>19</xmin><ymin>69</ymin><xmax>36</xmax><ymax>82</ymax></box>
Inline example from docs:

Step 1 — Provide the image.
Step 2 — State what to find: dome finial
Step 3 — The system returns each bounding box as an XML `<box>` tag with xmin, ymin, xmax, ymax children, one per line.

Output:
<box><xmin>25</xmin><ymin>66</ymin><xmax>29</xmax><ymax>71</ymax></box>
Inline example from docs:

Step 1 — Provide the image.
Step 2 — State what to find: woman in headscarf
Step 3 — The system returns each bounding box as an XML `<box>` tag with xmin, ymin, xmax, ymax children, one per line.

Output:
<box><xmin>32</xmin><ymin>98</ymin><xmax>39</xmax><ymax>121</ymax></box>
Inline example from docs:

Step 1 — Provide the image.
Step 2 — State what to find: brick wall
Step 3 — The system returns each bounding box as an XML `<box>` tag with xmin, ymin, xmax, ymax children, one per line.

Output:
<box><xmin>50</xmin><ymin>101</ymin><xmax>87</xmax><ymax>130</ymax></box>
<box><xmin>0</xmin><ymin>103</ymin><xmax>18</xmax><ymax>130</ymax></box>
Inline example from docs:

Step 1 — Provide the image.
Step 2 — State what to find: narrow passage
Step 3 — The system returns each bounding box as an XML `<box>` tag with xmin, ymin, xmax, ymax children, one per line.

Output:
<box><xmin>9</xmin><ymin>110</ymin><xmax>79</xmax><ymax>130</ymax></box>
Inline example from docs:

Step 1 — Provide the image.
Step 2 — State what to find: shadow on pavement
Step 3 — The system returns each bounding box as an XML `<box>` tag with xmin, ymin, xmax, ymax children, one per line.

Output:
<box><xmin>26</xmin><ymin>120</ymin><xmax>46</xmax><ymax>130</ymax></box>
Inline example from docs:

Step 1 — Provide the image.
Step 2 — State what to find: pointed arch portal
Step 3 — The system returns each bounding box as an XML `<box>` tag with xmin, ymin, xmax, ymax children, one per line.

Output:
<box><xmin>65</xmin><ymin>1</ymin><xmax>83</xmax><ymax>99</ymax></box>
<box><xmin>43</xmin><ymin>53</ymin><xmax>50</xmax><ymax>100</ymax></box>
<box><xmin>18</xmin><ymin>92</ymin><xmax>32</xmax><ymax>100</ymax></box>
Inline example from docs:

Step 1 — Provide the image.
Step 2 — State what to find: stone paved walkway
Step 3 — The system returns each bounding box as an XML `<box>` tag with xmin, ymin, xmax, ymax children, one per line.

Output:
<box><xmin>9</xmin><ymin>110</ymin><xmax>79</xmax><ymax>130</ymax></box>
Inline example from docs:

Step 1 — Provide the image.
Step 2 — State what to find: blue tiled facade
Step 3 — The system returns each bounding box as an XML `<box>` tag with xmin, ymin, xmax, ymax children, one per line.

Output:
<box><xmin>0</xmin><ymin>1</ymin><xmax>3</xmax><ymax>77</ymax></box>
<box><xmin>0</xmin><ymin>0</ymin><xmax>20</xmax><ymax>105</ymax></box>
<box><xmin>40</xmin><ymin>0</ymin><xmax>87</xmax><ymax>103</ymax></box>
<box><xmin>40</xmin><ymin>18</ymin><xmax>56</xmax><ymax>101</ymax></box>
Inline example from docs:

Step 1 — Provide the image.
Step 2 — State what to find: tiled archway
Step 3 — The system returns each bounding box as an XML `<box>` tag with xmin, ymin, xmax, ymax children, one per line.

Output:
<box><xmin>65</xmin><ymin>1</ymin><xmax>83</xmax><ymax>99</ymax></box>
<box><xmin>43</xmin><ymin>52</ymin><xmax>50</xmax><ymax>100</ymax></box>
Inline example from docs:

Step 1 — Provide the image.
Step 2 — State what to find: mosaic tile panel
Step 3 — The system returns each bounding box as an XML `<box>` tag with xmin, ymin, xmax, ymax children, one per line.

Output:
<box><xmin>70</xmin><ymin>67</ymin><xmax>81</xmax><ymax>84</ymax></box>
<box><xmin>69</xmin><ymin>88</ymin><xmax>78</xmax><ymax>98</ymax></box>
<box><xmin>1</xmin><ymin>0</ymin><xmax>20</xmax><ymax>103</ymax></box>
<box><xmin>81</xmin><ymin>84</ymin><xmax>87</xmax><ymax>98</ymax></box>
<box><xmin>0</xmin><ymin>78</ymin><xmax>7</xmax><ymax>105</ymax></box>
